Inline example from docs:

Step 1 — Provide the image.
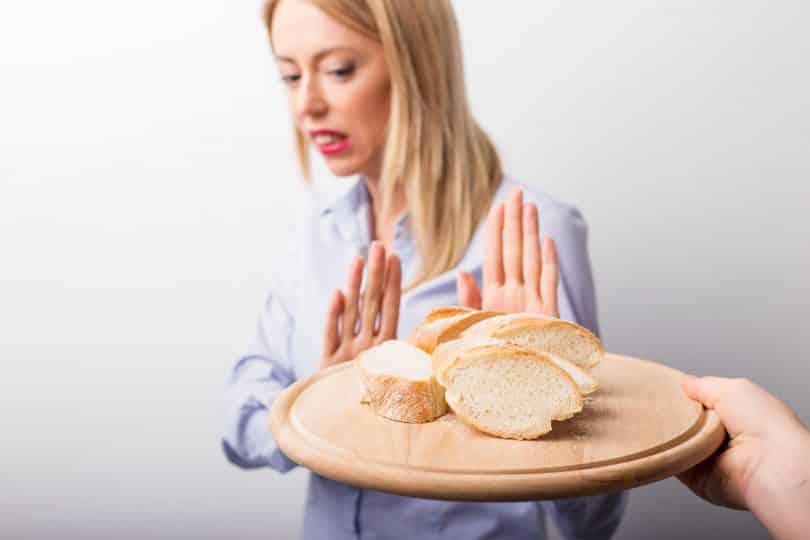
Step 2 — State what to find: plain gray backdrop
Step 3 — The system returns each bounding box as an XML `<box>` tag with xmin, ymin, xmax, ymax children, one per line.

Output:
<box><xmin>1</xmin><ymin>1</ymin><xmax>808</xmax><ymax>539</ymax></box>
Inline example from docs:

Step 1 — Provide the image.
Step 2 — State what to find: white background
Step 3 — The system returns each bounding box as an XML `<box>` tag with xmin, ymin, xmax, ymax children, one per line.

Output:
<box><xmin>1</xmin><ymin>1</ymin><xmax>808</xmax><ymax>538</ymax></box>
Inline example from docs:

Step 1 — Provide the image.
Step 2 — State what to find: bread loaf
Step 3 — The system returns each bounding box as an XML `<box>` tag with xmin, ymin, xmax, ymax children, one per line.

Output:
<box><xmin>356</xmin><ymin>340</ymin><xmax>448</xmax><ymax>423</ymax></box>
<box><xmin>435</xmin><ymin>342</ymin><xmax>583</xmax><ymax>439</ymax></box>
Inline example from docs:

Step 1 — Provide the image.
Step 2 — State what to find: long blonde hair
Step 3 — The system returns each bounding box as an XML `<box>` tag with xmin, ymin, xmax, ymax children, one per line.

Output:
<box><xmin>264</xmin><ymin>0</ymin><xmax>502</xmax><ymax>289</ymax></box>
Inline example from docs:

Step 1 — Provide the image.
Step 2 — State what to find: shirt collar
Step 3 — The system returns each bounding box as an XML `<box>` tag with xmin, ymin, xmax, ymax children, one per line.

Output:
<box><xmin>317</xmin><ymin>176</ymin><xmax>367</xmax><ymax>218</ymax></box>
<box><xmin>318</xmin><ymin>177</ymin><xmax>410</xmax><ymax>232</ymax></box>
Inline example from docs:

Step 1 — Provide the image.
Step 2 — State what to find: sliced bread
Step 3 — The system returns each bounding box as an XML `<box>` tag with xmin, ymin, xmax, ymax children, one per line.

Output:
<box><xmin>356</xmin><ymin>340</ymin><xmax>448</xmax><ymax>423</ymax></box>
<box><xmin>433</xmin><ymin>337</ymin><xmax>597</xmax><ymax>397</ymax></box>
<box><xmin>410</xmin><ymin>307</ymin><xmax>503</xmax><ymax>353</ymax></box>
<box><xmin>462</xmin><ymin>313</ymin><xmax>604</xmax><ymax>370</ymax></box>
<box><xmin>435</xmin><ymin>343</ymin><xmax>583</xmax><ymax>439</ymax></box>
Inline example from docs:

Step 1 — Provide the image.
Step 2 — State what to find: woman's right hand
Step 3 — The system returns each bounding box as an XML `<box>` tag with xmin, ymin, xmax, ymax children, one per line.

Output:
<box><xmin>319</xmin><ymin>241</ymin><xmax>402</xmax><ymax>371</ymax></box>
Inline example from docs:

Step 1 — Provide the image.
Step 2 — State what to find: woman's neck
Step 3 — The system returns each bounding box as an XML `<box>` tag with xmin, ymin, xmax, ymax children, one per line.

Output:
<box><xmin>364</xmin><ymin>175</ymin><xmax>407</xmax><ymax>249</ymax></box>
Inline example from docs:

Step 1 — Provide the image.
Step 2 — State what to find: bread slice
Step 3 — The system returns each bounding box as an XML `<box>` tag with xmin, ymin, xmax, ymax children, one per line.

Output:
<box><xmin>410</xmin><ymin>307</ymin><xmax>503</xmax><ymax>353</ymax></box>
<box><xmin>433</xmin><ymin>337</ymin><xmax>597</xmax><ymax>396</ymax></box>
<box><xmin>356</xmin><ymin>340</ymin><xmax>448</xmax><ymax>423</ymax></box>
<box><xmin>435</xmin><ymin>343</ymin><xmax>583</xmax><ymax>439</ymax></box>
<box><xmin>546</xmin><ymin>354</ymin><xmax>598</xmax><ymax>395</ymax></box>
<box><xmin>462</xmin><ymin>313</ymin><xmax>604</xmax><ymax>370</ymax></box>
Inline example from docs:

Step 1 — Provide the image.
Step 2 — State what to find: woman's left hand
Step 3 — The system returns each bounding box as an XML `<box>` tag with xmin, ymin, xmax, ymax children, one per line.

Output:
<box><xmin>457</xmin><ymin>188</ymin><xmax>559</xmax><ymax>317</ymax></box>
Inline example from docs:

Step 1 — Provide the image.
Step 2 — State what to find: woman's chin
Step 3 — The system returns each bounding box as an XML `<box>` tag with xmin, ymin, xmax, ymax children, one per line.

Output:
<box><xmin>323</xmin><ymin>161</ymin><xmax>361</xmax><ymax>178</ymax></box>
<box><xmin>320</xmin><ymin>152</ymin><xmax>379</xmax><ymax>179</ymax></box>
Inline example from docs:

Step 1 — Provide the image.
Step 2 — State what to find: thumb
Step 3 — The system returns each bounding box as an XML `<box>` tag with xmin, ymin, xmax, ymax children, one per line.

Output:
<box><xmin>682</xmin><ymin>374</ymin><xmax>726</xmax><ymax>410</ymax></box>
<box><xmin>682</xmin><ymin>374</ymin><xmax>703</xmax><ymax>402</ymax></box>
<box><xmin>456</xmin><ymin>272</ymin><xmax>482</xmax><ymax>310</ymax></box>
<box><xmin>682</xmin><ymin>375</ymin><xmax>755</xmax><ymax>439</ymax></box>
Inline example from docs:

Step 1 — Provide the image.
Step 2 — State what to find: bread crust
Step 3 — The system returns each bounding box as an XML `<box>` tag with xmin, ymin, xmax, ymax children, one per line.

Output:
<box><xmin>358</xmin><ymin>366</ymin><xmax>447</xmax><ymax>423</ymax></box>
<box><xmin>422</xmin><ymin>306</ymin><xmax>473</xmax><ymax>323</ymax></box>
<box><xmin>462</xmin><ymin>314</ymin><xmax>604</xmax><ymax>369</ymax></box>
<box><xmin>411</xmin><ymin>309</ymin><xmax>503</xmax><ymax>353</ymax></box>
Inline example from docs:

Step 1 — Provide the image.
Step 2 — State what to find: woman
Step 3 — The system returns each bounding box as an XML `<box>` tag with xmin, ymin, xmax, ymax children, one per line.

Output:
<box><xmin>222</xmin><ymin>1</ymin><xmax>626</xmax><ymax>538</ymax></box>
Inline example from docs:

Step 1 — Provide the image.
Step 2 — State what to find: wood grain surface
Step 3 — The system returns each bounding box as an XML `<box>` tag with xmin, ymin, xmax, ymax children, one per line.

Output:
<box><xmin>270</xmin><ymin>353</ymin><xmax>725</xmax><ymax>501</ymax></box>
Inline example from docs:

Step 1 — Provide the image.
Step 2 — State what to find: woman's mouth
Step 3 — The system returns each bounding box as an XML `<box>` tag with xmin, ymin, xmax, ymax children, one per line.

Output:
<box><xmin>310</xmin><ymin>130</ymin><xmax>351</xmax><ymax>156</ymax></box>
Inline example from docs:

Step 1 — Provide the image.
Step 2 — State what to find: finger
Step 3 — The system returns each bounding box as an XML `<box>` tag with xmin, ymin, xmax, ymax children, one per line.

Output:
<box><xmin>682</xmin><ymin>375</ymin><xmax>746</xmax><ymax>438</ymax></box>
<box><xmin>540</xmin><ymin>237</ymin><xmax>559</xmax><ymax>317</ymax></box>
<box><xmin>682</xmin><ymin>374</ymin><xmax>702</xmax><ymax>401</ymax></box>
<box><xmin>360</xmin><ymin>242</ymin><xmax>386</xmax><ymax>338</ymax></box>
<box><xmin>676</xmin><ymin>455</ymin><xmax>714</xmax><ymax>502</ymax></box>
<box><xmin>456</xmin><ymin>271</ymin><xmax>482</xmax><ymax>309</ymax></box>
<box><xmin>682</xmin><ymin>442</ymin><xmax>748</xmax><ymax>510</ymax></box>
<box><xmin>321</xmin><ymin>289</ymin><xmax>344</xmax><ymax>363</ymax></box>
<box><xmin>341</xmin><ymin>256</ymin><xmax>364</xmax><ymax>343</ymax></box>
<box><xmin>682</xmin><ymin>375</ymin><xmax>728</xmax><ymax>409</ymax></box>
<box><xmin>522</xmin><ymin>203</ymin><xmax>542</xmax><ymax>300</ymax></box>
<box><xmin>378</xmin><ymin>253</ymin><xmax>402</xmax><ymax>340</ymax></box>
<box><xmin>676</xmin><ymin>453</ymin><xmax>746</xmax><ymax>510</ymax></box>
<box><xmin>504</xmin><ymin>188</ymin><xmax>524</xmax><ymax>283</ymax></box>
<box><xmin>483</xmin><ymin>202</ymin><xmax>505</xmax><ymax>287</ymax></box>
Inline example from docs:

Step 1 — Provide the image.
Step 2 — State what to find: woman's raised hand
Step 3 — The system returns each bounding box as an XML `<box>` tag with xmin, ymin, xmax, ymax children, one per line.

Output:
<box><xmin>457</xmin><ymin>188</ymin><xmax>559</xmax><ymax>317</ymax></box>
<box><xmin>319</xmin><ymin>241</ymin><xmax>402</xmax><ymax>371</ymax></box>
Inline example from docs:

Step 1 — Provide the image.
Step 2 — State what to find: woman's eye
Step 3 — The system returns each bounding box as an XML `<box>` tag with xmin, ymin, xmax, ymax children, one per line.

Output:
<box><xmin>281</xmin><ymin>74</ymin><xmax>301</xmax><ymax>85</ymax></box>
<box><xmin>330</xmin><ymin>65</ymin><xmax>355</xmax><ymax>79</ymax></box>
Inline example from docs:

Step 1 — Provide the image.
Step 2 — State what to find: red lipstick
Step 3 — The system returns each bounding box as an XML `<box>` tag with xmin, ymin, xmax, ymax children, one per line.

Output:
<box><xmin>310</xmin><ymin>129</ymin><xmax>351</xmax><ymax>156</ymax></box>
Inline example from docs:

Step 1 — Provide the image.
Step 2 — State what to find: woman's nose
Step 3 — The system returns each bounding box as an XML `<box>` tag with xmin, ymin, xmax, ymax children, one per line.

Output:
<box><xmin>294</xmin><ymin>75</ymin><xmax>327</xmax><ymax>119</ymax></box>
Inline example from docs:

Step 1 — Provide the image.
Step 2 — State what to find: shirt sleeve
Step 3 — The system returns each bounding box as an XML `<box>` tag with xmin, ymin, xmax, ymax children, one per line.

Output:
<box><xmin>543</xmin><ymin>203</ymin><xmax>600</xmax><ymax>337</ymax></box>
<box><xmin>221</xmin><ymin>284</ymin><xmax>299</xmax><ymax>473</ymax></box>
<box><xmin>539</xmin><ymin>203</ymin><xmax>628</xmax><ymax>539</ymax></box>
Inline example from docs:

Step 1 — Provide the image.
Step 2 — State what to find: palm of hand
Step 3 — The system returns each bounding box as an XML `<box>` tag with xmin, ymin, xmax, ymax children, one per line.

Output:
<box><xmin>482</xmin><ymin>281</ymin><xmax>550</xmax><ymax>315</ymax></box>
<box><xmin>458</xmin><ymin>188</ymin><xmax>559</xmax><ymax>318</ymax></box>
<box><xmin>320</xmin><ymin>241</ymin><xmax>402</xmax><ymax>371</ymax></box>
<box><xmin>330</xmin><ymin>332</ymin><xmax>377</xmax><ymax>365</ymax></box>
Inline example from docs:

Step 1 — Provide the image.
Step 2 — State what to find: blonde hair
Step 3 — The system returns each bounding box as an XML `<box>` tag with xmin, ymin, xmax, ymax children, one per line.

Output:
<box><xmin>264</xmin><ymin>0</ymin><xmax>502</xmax><ymax>289</ymax></box>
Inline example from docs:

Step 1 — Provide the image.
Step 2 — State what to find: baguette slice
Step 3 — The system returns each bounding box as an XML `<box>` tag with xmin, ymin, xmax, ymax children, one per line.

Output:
<box><xmin>410</xmin><ymin>307</ymin><xmax>503</xmax><ymax>353</ymax></box>
<box><xmin>356</xmin><ymin>340</ymin><xmax>447</xmax><ymax>423</ymax></box>
<box><xmin>547</xmin><ymin>354</ymin><xmax>598</xmax><ymax>395</ymax></box>
<box><xmin>435</xmin><ymin>343</ymin><xmax>583</xmax><ymax>439</ymax></box>
<box><xmin>462</xmin><ymin>313</ymin><xmax>604</xmax><ymax>370</ymax></box>
<box><xmin>433</xmin><ymin>337</ymin><xmax>598</xmax><ymax>396</ymax></box>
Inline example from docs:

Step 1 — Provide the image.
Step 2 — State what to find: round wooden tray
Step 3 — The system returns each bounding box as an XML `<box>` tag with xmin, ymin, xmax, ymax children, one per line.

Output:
<box><xmin>270</xmin><ymin>353</ymin><xmax>725</xmax><ymax>501</ymax></box>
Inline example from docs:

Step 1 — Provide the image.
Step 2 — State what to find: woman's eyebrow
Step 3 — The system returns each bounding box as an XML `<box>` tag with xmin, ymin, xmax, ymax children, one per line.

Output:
<box><xmin>274</xmin><ymin>46</ymin><xmax>357</xmax><ymax>64</ymax></box>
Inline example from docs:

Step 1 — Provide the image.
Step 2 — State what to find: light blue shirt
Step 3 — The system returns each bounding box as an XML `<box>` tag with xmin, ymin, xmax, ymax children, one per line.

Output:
<box><xmin>222</xmin><ymin>176</ymin><xmax>627</xmax><ymax>540</ymax></box>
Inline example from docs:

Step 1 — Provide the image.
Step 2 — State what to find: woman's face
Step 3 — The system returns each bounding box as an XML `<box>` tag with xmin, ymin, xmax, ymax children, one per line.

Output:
<box><xmin>271</xmin><ymin>0</ymin><xmax>391</xmax><ymax>179</ymax></box>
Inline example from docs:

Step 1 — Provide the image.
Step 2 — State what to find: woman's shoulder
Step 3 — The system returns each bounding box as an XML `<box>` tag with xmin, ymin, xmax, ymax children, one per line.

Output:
<box><xmin>266</xmin><ymin>179</ymin><xmax>362</xmax><ymax>274</ymax></box>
